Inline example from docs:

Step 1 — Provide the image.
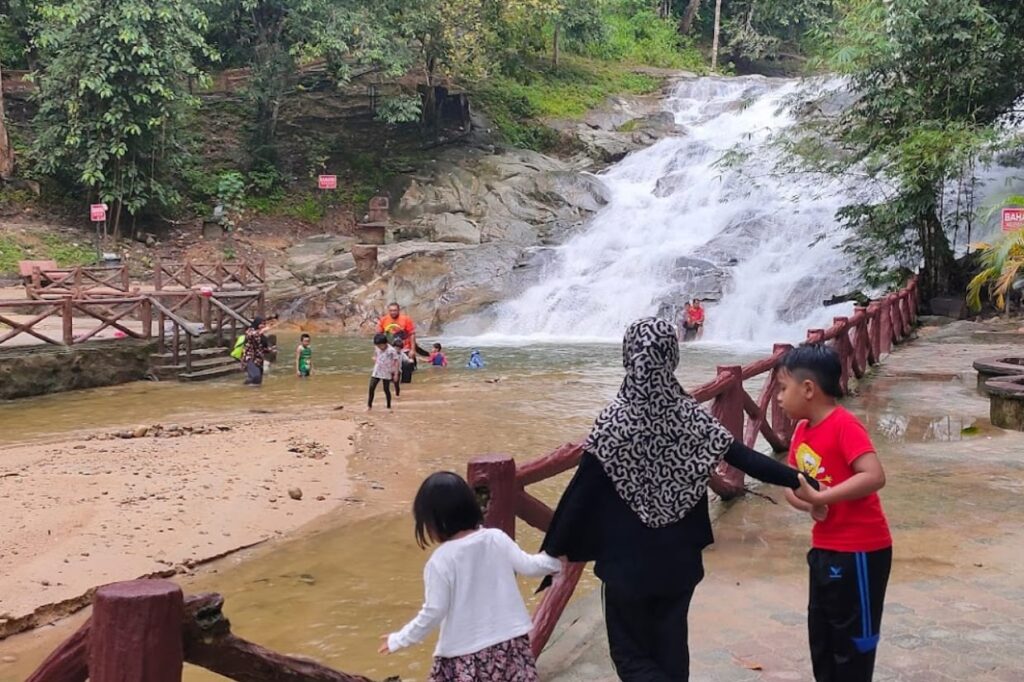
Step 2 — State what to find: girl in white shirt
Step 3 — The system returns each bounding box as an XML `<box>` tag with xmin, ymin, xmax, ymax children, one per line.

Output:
<box><xmin>380</xmin><ymin>471</ymin><xmax>562</xmax><ymax>681</ymax></box>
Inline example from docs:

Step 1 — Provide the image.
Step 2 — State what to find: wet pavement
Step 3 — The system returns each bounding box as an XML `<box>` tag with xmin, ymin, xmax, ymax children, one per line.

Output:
<box><xmin>540</xmin><ymin>321</ymin><xmax>1024</xmax><ymax>682</ymax></box>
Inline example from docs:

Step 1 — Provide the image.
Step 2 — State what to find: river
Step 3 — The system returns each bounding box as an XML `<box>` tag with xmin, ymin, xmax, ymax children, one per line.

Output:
<box><xmin>0</xmin><ymin>334</ymin><xmax>761</xmax><ymax>680</ymax></box>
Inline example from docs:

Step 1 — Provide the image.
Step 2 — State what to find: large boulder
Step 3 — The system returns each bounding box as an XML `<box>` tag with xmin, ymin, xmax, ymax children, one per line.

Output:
<box><xmin>432</xmin><ymin>213</ymin><xmax>482</xmax><ymax>245</ymax></box>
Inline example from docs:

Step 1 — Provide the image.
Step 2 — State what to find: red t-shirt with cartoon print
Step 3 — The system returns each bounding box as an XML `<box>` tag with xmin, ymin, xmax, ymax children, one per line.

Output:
<box><xmin>788</xmin><ymin>406</ymin><xmax>892</xmax><ymax>552</ymax></box>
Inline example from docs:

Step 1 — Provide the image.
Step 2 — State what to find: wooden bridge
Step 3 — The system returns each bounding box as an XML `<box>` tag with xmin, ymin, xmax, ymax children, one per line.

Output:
<box><xmin>1</xmin><ymin>259</ymin><xmax>266</xmax><ymax>381</ymax></box>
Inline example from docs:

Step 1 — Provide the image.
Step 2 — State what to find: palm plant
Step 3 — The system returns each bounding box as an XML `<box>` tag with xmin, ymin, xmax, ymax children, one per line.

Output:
<box><xmin>967</xmin><ymin>195</ymin><xmax>1024</xmax><ymax>311</ymax></box>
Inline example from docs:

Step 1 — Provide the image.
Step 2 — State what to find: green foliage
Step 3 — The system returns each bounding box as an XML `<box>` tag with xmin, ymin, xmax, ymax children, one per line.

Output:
<box><xmin>967</xmin><ymin>195</ymin><xmax>1024</xmax><ymax>311</ymax></box>
<box><xmin>376</xmin><ymin>96</ymin><xmax>424</xmax><ymax>125</ymax></box>
<box><xmin>29</xmin><ymin>0</ymin><xmax>213</xmax><ymax>233</ymax></box>
<box><xmin>0</xmin><ymin>232</ymin><xmax>96</xmax><ymax>275</ymax></box>
<box><xmin>778</xmin><ymin>0</ymin><xmax>1024</xmax><ymax>298</ymax></box>
<box><xmin>719</xmin><ymin>0</ymin><xmax>837</xmax><ymax>62</ymax></box>
<box><xmin>579</xmin><ymin>6</ymin><xmax>704</xmax><ymax>70</ymax></box>
<box><xmin>216</xmin><ymin>170</ymin><xmax>246</xmax><ymax>228</ymax></box>
<box><xmin>40</xmin><ymin>234</ymin><xmax>96</xmax><ymax>267</ymax></box>
<box><xmin>0</xmin><ymin>236</ymin><xmax>26</xmax><ymax>274</ymax></box>
<box><xmin>476</xmin><ymin>56</ymin><xmax>659</xmax><ymax>150</ymax></box>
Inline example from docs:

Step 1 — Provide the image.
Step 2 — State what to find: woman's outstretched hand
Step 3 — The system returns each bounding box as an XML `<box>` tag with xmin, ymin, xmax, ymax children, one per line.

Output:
<box><xmin>378</xmin><ymin>635</ymin><xmax>391</xmax><ymax>655</ymax></box>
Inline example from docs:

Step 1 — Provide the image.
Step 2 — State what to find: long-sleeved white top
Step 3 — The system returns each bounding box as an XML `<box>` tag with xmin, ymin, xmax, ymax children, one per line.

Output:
<box><xmin>387</xmin><ymin>528</ymin><xmax>562</xmax><ymax>658</ymax></box>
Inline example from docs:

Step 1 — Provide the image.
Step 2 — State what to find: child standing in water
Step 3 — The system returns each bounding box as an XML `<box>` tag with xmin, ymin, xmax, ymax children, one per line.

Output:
<box><xmin>429</xmin><ymin>343</ymin><xmax>448</xmax><ymax>367</ymax></box>
<box><xmin>381</xmin><ymin>472</ymin><xmax>561</xmax><ymax>681</ymax></box>
<box><xmin>368</xmin><ymin>333</ymin><xmax>399</xmax><ymax>411</ymax></box>
<box><xmin>295</xmin><ymin>333</ymin><xmax>313</xmax><ymax>377</ymax></box>
<box><xmin>779</xmin><ymin>344</ymin><xmax>892</xmax><ymax>682</ymax></box>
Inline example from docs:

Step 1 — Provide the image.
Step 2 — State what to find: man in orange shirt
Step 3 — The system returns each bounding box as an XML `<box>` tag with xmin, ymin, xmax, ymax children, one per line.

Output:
<box><xmin>377</xmin><ymin>302</ymin><xmax>416</xmax><ymax>354</ymax></box>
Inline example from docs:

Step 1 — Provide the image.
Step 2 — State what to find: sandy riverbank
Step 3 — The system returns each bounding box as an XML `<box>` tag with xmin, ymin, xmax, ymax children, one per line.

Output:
<box><xmin>0</xmin><ymin>409</ymin><xmax>361</xmax><ymax>638</ymax></box>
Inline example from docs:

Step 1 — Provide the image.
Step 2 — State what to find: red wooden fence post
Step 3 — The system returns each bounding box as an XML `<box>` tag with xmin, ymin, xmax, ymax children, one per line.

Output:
<box><xmin>853</xmin><ymin>306</ymin><xmax>869</xmax><ymax>372</ymax></box>
<box><xmin>771</xmin><ymin>344</ymin><xmax>795</xmax><ymax>443</ymax></box>
<box><xmin>467</xmin><ymin>455</ymin><xmax>517</xmax><ymax>539</ymax></box>
<box><xmin>709</xmin><ymin>366</ymin><xmax>745</xmax><ymax>498</ymax></box>
<box><xmin>62</xmin><ymin>298</ymin><xmax>73</xmax><ymax>345</ymax></box>
<box><xmin>141</xmin><ymin>299</ymin><xmax>153</xmax><ymax>339</ymax></box>
<box><xmin>530</xmin><ymin>562</ymin><xmax>585</xmax><ymax>658</ymax></box>
<box><xmin>89</xmin><ymin>580</ymin><xmax>184</xmax><ymax>682</ymax></box>
<box><xmin>832</xmin><ymin>317</ymin><xmax>851</xmax><ymax>393</ymax></box>
<box><xmin>879</xmin><ymin>298</ymin><xmax>892</xmax><ymax>355</ymax></box>
<box><xmin>866</xmin><ymin>302</ymin><xmax>881</xmax><ymax>364</ymax></box>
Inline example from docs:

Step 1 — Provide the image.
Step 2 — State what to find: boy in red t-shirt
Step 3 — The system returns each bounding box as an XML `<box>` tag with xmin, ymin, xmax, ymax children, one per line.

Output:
<box><xmin>777</xmin><ymin>344</ymin><xmax>892</xmax><ymax>682</ymax></box>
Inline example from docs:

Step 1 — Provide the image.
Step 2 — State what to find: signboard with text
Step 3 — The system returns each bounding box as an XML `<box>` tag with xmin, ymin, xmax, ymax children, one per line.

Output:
<box><xmin>318</xmin><ymin>175</ymin><xmax>337</xmax><ymax>190</ymax></box>
<box><xmin>90</xmin><ymin>203</ymin><xmax>107</xmax><ymax>222</ymax></box>
<box><xmin>1002</xmin><ymin>207</ymin><xmax>1024</xmax><ymax>233</ymax></box>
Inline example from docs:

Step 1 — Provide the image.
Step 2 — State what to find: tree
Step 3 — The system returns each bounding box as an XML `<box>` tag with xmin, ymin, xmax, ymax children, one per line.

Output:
<box><xmin>679</xmin><ymin>0</ymin><xmax>701</xmax><ymax>35</ymax></box>
<box><xmin>778</xmin><ymin>0</ymin><xmax>1024</xmax><ymax>301</ymax></box>
<box><xmin>0</xmin><ymin>61</ymin><xmax>13</xmax><ymax>180</ymax></box>
<box><xmin>710</xmin><ymin>0</ymin><xmax>721</xmax><ymax>69</ymax></box>
<box><xmin>31</xmin><ymin>0</ymin><xmax>212</xmax><ymax>237</ymax></box>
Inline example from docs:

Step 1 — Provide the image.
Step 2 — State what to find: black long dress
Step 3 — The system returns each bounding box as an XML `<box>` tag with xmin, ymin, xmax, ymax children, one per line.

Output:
<box><xmin>540</xmin><ymin>442</ymin><xmax>808</xmax><ymax>681</ymax></box>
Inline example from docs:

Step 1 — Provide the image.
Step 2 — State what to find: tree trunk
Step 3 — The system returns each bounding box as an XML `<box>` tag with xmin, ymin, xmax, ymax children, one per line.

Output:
<box><xmin>711</xmin><ymin>0</ymin><xmax>724</xmax><ymax>70</ymax></box>
<box><xmin>918</xmin><ymin>207</ymin><xmax>955</xmax><ymax>302</ymax></box>
<box><xmin>679</xmin><ymin>0</ymin><xmax>702</xmax><ymax>35</ymax></box>
<box><xmin>0</xmin><ymin>62</ymin><xmax>14</xmax><ymax>180</ymax></box>
<box><xmin>552</xmin><ymin>24</ymin><xmax>560</xmax><ymax>68</ymax></box>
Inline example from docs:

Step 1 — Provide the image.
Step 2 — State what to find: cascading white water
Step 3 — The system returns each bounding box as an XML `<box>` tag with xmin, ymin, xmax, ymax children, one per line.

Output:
<box><xmin>474</xmin><ymin>76</ymin><xmax>867</xmax><ymax>348</ymax></box>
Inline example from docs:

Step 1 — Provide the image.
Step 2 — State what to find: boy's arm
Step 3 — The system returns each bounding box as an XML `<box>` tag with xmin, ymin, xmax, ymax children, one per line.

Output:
<box><xmin>785</xmin><ymin>488</ymin><xmax>813</xmax><ymax>511</ymax></box>
<box><xmin>795</xmin><ymin>452</ymin><xmax>886</xmax><ymax>506</ymax></box>
<box><xmin>295</xmin><ymin>345</ymin><xmax>301</xmax><ymax>373</ymax></box>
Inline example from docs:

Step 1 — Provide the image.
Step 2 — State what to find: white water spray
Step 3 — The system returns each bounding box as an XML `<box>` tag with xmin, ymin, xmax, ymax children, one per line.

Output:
<box><xmin>474</xmin><ymin>76</ymin><xmax>864</xmax><ymax>348</ymax></box>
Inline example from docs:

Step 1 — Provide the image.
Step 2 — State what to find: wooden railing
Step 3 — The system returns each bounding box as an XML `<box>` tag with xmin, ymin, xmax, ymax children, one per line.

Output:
<box><xmin>25</xmin><ymin>580</ymin><xmax>374</xmax><ymax>682</ymax></box>
<box><xmin>0</xmin><ymin>290</ymin><xmax>264</xmax><ymax>350</ymax></box>
<box><xmin>467</xmin><ymin>278</ymin><xmax>919</xmax><ymax>658</ymax></box>
<box><xmin>154</xmin><ymin>258</ymin><xmax>266</xmax><ymax>291</ymax></box>
<box><xmin>26</xmin><ymin>265</ymin><xmax>132</xmax><ymax>300</ymax></box>
<box><xmin>0</xmin><ymin>298</ymin><xmax>150</xmax><ymax>346</ymax></box>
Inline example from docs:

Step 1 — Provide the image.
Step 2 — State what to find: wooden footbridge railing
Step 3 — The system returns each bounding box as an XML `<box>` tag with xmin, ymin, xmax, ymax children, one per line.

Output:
<box><xmin>0</xmin><ymin>290</ymin><xmax>265</xmax><ymax>350</ymax></box>
<box><xmin>26</xmin><ymin>580</ymin><xmax>374</xmax><ymax>682</ymax></box>
<box><xmin>26</xmin><ymin>264</ymin><xmax>133</xmax><ymax>300</ymax></box>
<box><xmin>469</xmin><ymin>278</ymin><xmax>919</xmax><ymax>658</ymax></box>
<box><xmin>155</xmin><ymin>258</ymin><xmax>266</xmax><ymax>290</ymax></box>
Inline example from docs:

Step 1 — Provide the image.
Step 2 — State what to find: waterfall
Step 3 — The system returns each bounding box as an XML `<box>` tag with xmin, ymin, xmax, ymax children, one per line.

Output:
<box><xmin>474</xmin><ymin>76</ymin><xmax>866</xmax><ymax>347</ymax></box>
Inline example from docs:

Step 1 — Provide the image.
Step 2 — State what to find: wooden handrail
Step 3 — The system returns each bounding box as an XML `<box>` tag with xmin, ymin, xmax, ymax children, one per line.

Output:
<box><xmin>468</xmin><ymin>277</ymin><xmax>920</xmax><ymax>659</ymax></box>
<box><xmin>149</xmin><ymin>298</ymin><xmax>202</xmax><ymax>337</ymax></box>
<box><xmin>26</xmin><ymin>581</ymin><xmax>375</xmax><ymax>682</ymax></box>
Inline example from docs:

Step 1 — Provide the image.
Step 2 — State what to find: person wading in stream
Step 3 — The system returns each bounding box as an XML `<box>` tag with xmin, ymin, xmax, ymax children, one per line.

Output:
<box><xmin>242</xmin><ymin>317</ymin><xmax>268</xmax><ymax>386</ymax></box>
<box><xmin>540</xmin><ymin>317</ymin><xmax>817</xmax><ymax>681</ymax></box>
<box><xmin>378</xmin><ymin>302</ymin><xmax>419</xmax><ymax>384</ymax></box>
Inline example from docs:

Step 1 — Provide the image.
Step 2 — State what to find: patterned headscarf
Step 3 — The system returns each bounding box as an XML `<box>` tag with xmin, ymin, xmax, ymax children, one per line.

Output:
<box><xmin>586</xmin><ymin>317</ymin><xmax>733</xmax><ymax>528</ymax></box>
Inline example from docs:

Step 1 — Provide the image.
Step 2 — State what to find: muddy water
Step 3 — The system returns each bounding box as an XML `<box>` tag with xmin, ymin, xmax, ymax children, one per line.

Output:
<box><xmin>0</xmin><ymin>335</ymin><xmax>759</xmax><ymax>680</ymax></box>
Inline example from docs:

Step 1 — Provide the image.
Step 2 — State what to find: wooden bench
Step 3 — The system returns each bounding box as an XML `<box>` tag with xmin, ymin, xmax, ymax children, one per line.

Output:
<box><xmin>18</xmin><ymin>259</ymin><xmax>59</xmax><ymax>285</ymax></box>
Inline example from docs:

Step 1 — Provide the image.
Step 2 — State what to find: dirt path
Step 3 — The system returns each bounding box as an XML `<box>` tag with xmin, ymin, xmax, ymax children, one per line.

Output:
<box><xmin>0</xmin><ymin>410</ymin><xmax>357</xmax><ymax>638</ymax></box>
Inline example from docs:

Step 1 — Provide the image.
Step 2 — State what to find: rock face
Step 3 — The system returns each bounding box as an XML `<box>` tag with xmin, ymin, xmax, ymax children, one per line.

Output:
<box><xmin>267</xmin><ymin>75</ymin><xmax>693</xmax><ymax>334</ymax></box>
<box><xmin>269</xmin><ymin>145</ymin><xmax>615</xmax><ymax>333</ymax></box>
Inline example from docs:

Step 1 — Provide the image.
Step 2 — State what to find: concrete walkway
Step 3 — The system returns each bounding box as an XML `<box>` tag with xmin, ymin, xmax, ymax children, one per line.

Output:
<box><xmin>539</xmin><ymin>320</ymin><xmax>1024</xmax><ymax>682</ymax></box>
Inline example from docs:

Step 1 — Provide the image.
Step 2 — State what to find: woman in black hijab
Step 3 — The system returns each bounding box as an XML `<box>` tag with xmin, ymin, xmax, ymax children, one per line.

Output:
<box><xmin>541</xmin><ymin>317</ymin><xmax>813</xmax><ymax>681</ymax></box>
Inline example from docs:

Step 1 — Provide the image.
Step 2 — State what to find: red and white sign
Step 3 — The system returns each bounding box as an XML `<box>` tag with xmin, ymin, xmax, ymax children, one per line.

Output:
<box><xmin>90</xmin><ymin>203</ymin><xmax>107</xmax><ymax>222</ymax></box>
<box><xmin>1002</xmin><ymin>207</ymin><xmax>1024</xmax><ymax>233</ymax></box>
<box><xmin>317</xmin><ymin>175</ymin><xmax>337</xmax><ymax>190</ymax></box>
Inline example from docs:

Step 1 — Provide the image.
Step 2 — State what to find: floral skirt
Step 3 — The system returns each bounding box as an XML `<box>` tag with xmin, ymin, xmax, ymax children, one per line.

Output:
<box><xmin>429</xmin><ymin>635</ymin><xmax>539</xmax><ymax>682</ymax></box>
